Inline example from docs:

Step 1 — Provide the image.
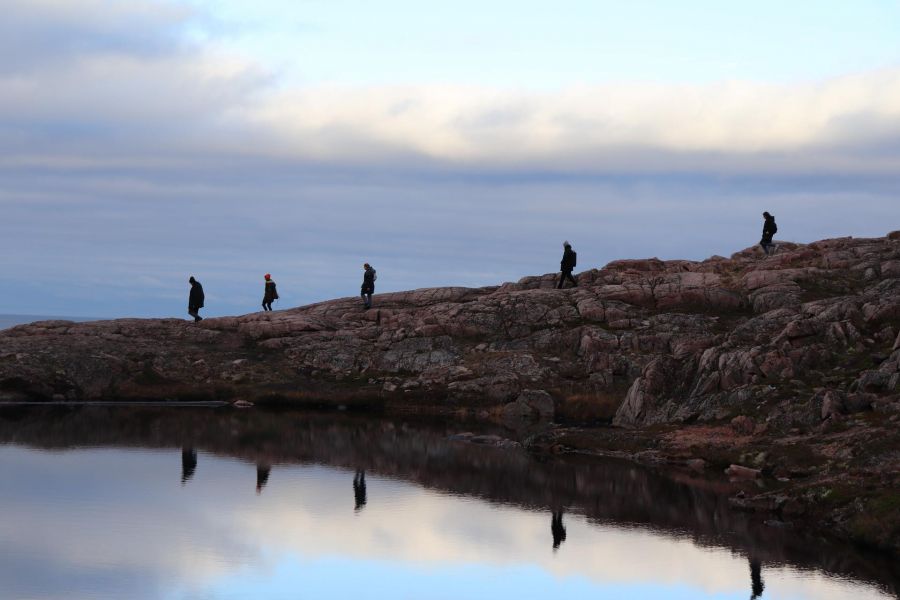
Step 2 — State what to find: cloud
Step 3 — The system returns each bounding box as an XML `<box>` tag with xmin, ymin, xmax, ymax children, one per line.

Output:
<box><xmin>0</xmin><ymin>0</ymin><xmax>898</xmax><ymax>318</ymax></box>
<box><xmin>0</xmin><ymin>448</ymin><xmax>888</xmax><ymax>600</ymax></box>
<box><xmin>0</xmin><ymin>0</ymin><xmax>195</xmax><ymax>73</ymax></box>
<box><xmin>252</xmin><ymin>71</ymin><xmax>900</xmax><ymax>173</ymax></box>
<box><xmin>0</xmin><ymin>0</ymin><xmax>267</xmax><ymax>165</ymax></box>
<box><xmin>4</xmin><ymin>0</ymin><xmax>900</xmax><ymax>174</ymax></box>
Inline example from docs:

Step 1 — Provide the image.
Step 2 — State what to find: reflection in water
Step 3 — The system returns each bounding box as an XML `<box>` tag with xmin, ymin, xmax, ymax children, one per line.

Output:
<box><xmin>181</xmin><ymin>447</ymin><xmax>197</xmax><ymax>485</ymax></box>
<box><xmin>750</xmin><ymin>557</ymin><xmax>765</xmax><ymax>600</ymax></box>
<box><xmin>353</xmin><ymin>469</ymin><xmax>367</xmax><ymax>512</ymax></box>
<box><xmin>256</xmin><ymin>463</ymin><xmax>271</xmax><ymax>495</ymax></box>
<box><xmin>0</xmin><ymin>405</ymin><xmax>896</xmax><ymax>600</ymax></box>
<box><xmin>551</xmin><ymin>510</ymin><xmax>567</xmax><ymax>551</ymax></box>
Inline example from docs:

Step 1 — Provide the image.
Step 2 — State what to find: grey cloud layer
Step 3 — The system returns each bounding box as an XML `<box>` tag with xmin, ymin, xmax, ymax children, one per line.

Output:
<box><xmin>6</xmin><ymin>0</ymin><xmax>900</xmax><ymax>171</ymax></box>
<box><xmin>1</xmin><ymin>0</ymin><xmax>899</xmax><ymax>317</ymax></box>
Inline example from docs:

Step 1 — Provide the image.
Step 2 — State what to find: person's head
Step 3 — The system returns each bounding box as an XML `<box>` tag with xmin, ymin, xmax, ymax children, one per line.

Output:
<box><xmin>264</xmin><ymin>273</ymin><xmax>271</xmax><ymax>280</ymax></box>
<box><xmin>563</xmin><ymin>241</ymin><xmax>571</xmax><ymax>249</ymax></box>
<box><xmin>363</xmin><ymin>263</ymin><xmax>370</xmax><ymax>270</ymax></box>
<box><xmin>763</xmin><ymin>211</ymin><xmax>771</xmax><ymax>219</ymax></box>
<box><xmin>189</xmin><ymin>276</ymin><xmax>196</xmax><ymax>284</ymax></box>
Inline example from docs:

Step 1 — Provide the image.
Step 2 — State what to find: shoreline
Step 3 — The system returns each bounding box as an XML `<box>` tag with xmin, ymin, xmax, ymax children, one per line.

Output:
<box><xmin>2</xmin><ymin>230</ymin><xmax>898</xmax><ymax>554</ymax></box>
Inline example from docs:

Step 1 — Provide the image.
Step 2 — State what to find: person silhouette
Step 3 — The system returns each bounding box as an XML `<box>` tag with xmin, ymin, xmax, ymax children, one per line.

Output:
<box><xmin>551</xmin><ymin>510</ymin><xmax>567</xmax><ymax>550</ymax></box>
<box><xmin>256</xmin><ymin>463</ymin><xmax>271</xmax><ymax>495</ymax></box>
<box><xmin>557</xmin><ymin>242</ymin><xmax>578</xmax><ymax>289</ymax></box>
<box><xmin>188</xmin><ymin>276</ymin><xmax>205</xmax><ymax>322</ymax></box>
<box><xmin>262</xmin><ymin>273</ymin><xmax>278</xmax><ymax>311</ymax></box>
<box><xmin>361</xmin><ymin>263</ymin><xmax>376</xmax><ymax>309</ymax></box>
<box><xmin>759</xmin><ymin>212</ymin><xmax>778</xmax><ymax>256</ymax></box>
<box><xmin>750</xmin><ymin>557</ymin><xmax>765</xmax><ymax>599</ymax></box>
<box><xmin>353</xmin><ymin>469</ymin><xmax>367</xmax><ymax>512</ymax></box>
<box><xmin>181</xmin><ymin>447</ymin><xmax>197</xmax><ymax>485</ymax></box>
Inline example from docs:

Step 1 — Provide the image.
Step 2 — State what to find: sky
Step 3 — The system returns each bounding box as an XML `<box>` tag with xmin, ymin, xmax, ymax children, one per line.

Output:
<box><xmin>2</xmin><ymin>0</ymin><xmax>900</xmax><ymax>318</ymax></box>
<box><xmin>0</xmin><ymin>446</ymin><xmax>889</xmax><ymax>600</ymax></box>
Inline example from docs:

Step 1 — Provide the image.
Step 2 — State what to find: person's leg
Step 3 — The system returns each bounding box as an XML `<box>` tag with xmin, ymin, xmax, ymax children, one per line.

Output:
<box><xmin>194</xmin><ymin>311</ymin><xmax>202</xmax><ymax>322</ymax></box>
<box><xmin>365</xmin><ymin>293</ymin><xmax>372</xmax><ymax>308</ymax></box>
<box><xmin>557</xmin><ymin>273</ymin><xmax>565</xmax><ymax>289</ymax></box>
<box><xmin>567</xmin><ymin>272</ymin><xmax>577</xmax><ymax>286</ymax></box>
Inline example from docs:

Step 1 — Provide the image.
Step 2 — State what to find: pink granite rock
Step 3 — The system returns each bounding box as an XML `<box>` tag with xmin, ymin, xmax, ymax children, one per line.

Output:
<box><xmin>1</xmin><ymin>231</ymin><xmax>898</xmax><ymax>434</ymax></box>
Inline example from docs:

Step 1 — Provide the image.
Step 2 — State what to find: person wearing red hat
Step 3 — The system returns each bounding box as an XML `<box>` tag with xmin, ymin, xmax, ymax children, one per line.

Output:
<box><xmin>262</xmin><ymin>274</ymin><xmax>278</xmax><ymax>311</ymax></box>
<box><xmin>361</xmin><ymin>263</ymin><xmax>376</xmax><ymax>309</ymax></box>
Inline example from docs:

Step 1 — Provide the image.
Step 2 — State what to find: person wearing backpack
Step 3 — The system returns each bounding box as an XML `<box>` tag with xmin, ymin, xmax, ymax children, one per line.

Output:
<box><xmin>557</xmin><ymin>241</ymin><xmax>578</xmax><ymax>289</ymax></box>
<box><xmin>361</xmin><ymin>263</ymin><xmax>376</xmax><ymax>309</ymax></box>
<box><xmin>760</xmin><ymin>212</ymin><xmax>778</xmax><ymax>255</ymax></box>
<box><xmin>262</xmin><ymin>273</ymin><xmax>278</xmax><ymax>311</ymax></box>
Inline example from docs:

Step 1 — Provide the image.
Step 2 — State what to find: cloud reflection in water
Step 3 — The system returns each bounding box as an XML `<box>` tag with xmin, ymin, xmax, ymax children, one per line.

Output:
<box><xmin>0</xmin><ymin>446</ymin><xmax>890</xmax><ymax>600</ymax></box>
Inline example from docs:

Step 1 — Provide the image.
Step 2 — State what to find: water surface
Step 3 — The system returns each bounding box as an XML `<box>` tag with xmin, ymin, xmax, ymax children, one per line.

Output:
<box><xmin>0</xmin><ymin>406</ymin><xmax>895</xmax><ymax>600</ymax></box>
<box><xmin>0</xmin><ymin>314</ymin><xmax>95</xmax><ymax>331</ymax></box>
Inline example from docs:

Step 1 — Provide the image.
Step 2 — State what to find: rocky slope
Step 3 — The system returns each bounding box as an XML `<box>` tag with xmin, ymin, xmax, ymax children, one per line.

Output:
<box><xmin>1</xmin><ymin>231</ymin><xmax>899</xmax><ymax>550</ymax></box>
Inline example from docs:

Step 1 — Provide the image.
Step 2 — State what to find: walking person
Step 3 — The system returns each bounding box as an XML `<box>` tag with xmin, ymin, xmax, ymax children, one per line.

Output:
<box><xmin>353</xmin><ymin>469</ymin><xmax>367</xmax><ymax>512</ymax></box>
<box><xmin>188</xmin><ymin>276</ymin><xmax>204</xmax><ymax>322</ymax></box>
<box><xmin>256</xmin><ymin>463</ymin><xmax>271</xmax><ymax>495</ymax></box>
<box><xmin>361</xmin><ymin>263</ymin><xmax>376</xmax><ymax>309</ymax></box>
<box><xmin>749</xmin><ymin>557</ymin><xmax>765</xmax><ymax>600</ymax></box>
<box><xmin>551</xmin><ymin>510</ymin><xmax>567</xmax><ymax>550</ymax></box>
<box><xmin>557</xmin><ymin>241</ymin><xmax>578</xmax><ymax>289</ymax></box>
<box><xmin>262</xmin><ymin>273</ymin><xmax>278</xmax><ymax>311</ymax></box>
<box><xmin>181</xmin><ymin>447</ymin><xmax>197</xmax><ymax>485</ymax></box>
<box><xmin>759</xmin><ymin>211</ymin><xmax>778</xmax><ymax>255</ymax></box>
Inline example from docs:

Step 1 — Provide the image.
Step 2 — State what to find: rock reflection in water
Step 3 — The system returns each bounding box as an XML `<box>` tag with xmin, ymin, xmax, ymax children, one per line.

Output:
<box><xmin>0</xmin><ymin>405</ymin><xmax>897</xmax><ymax>599</ymax></box>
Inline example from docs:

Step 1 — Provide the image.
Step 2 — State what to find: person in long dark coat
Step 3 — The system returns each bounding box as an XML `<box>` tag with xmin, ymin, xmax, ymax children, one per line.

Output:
<box><xmin>262</xmin><ymin>274</ymin><xmax>278</xmax><ymax>311</ymax></box>
<box><xmin>256</xmin><ymin>463</ymin><xmax>271</xmax><ymax>494</ymax></box>
<box><xmin>551</xmin><ymin>510</ymin><xmax>567</xmax><ymax>550</ymax></box>
<box><xmin>760</xmin><ymin>212</ymin><xmax>778</xmax><ymax>255</ymax></box>
<box><xmin>749</xmin><ymin>557</ymin><xmax>765</xmax><ymax>599</ymax></box>
<box><xmin>353</xmin><ymin>469</ymin><xmax>367</xmax><ymax>512</ymax></box>
<box><xmin>557</xmin><ymin>241</ymin><xmax>578</xmax><ymax>289</ymax></box>
<box><xmin>181</xmin><ymin>447</ymin><xmax>197</xmax><ymax>485</ymax></box>
<box><xmin>361</xmin><ymin>263</ymin><xmax>376</xmax><ymax>309</ymax></box>
<box><xmin>188</xmin><ymin>276</ymin><xmax>204</xmax><ymax>322</ymax></box>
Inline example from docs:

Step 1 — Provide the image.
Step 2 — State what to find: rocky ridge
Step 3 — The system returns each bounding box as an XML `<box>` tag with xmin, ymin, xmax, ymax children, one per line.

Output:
<box><xmin>1</xmin><ymin>231</ymin><xmax>899</xmax><ymax>550</ymax></box>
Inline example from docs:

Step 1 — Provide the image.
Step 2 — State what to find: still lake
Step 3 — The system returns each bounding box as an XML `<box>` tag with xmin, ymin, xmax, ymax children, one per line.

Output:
<box><xmin>0</xmin><ymin>406</ymin><xmax>896</xmax><ymax>600</ymax></box>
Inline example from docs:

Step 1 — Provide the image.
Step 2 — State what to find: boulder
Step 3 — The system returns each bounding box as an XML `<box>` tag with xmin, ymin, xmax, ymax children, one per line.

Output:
<box><xmin>725</xmin><ymin>464</ymin><xmax>762</xmax><ymax>480</ymax></box>
<box><xmin>501</xmin><ymin>389</ymin><xmax>555</xmax><ymax>421</ymax></box>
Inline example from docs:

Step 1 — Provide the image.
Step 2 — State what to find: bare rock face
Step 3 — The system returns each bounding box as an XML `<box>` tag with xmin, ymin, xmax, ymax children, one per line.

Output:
<box><xmin>501</xmin><ymin>389</ymin><xmax>555</xmax><ymax>421</ymax></box>
<box><xmin>2</xmin><ymin>231</ymin><xmax>899</xmax><ymax>434</ymax></box>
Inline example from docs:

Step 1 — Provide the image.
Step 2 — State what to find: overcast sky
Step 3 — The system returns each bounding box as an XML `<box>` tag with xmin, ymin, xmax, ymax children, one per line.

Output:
<box><xmin>2</xmin><ymin>0</ymin><xmax>899</xmax><ymax>318</ymax></box>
